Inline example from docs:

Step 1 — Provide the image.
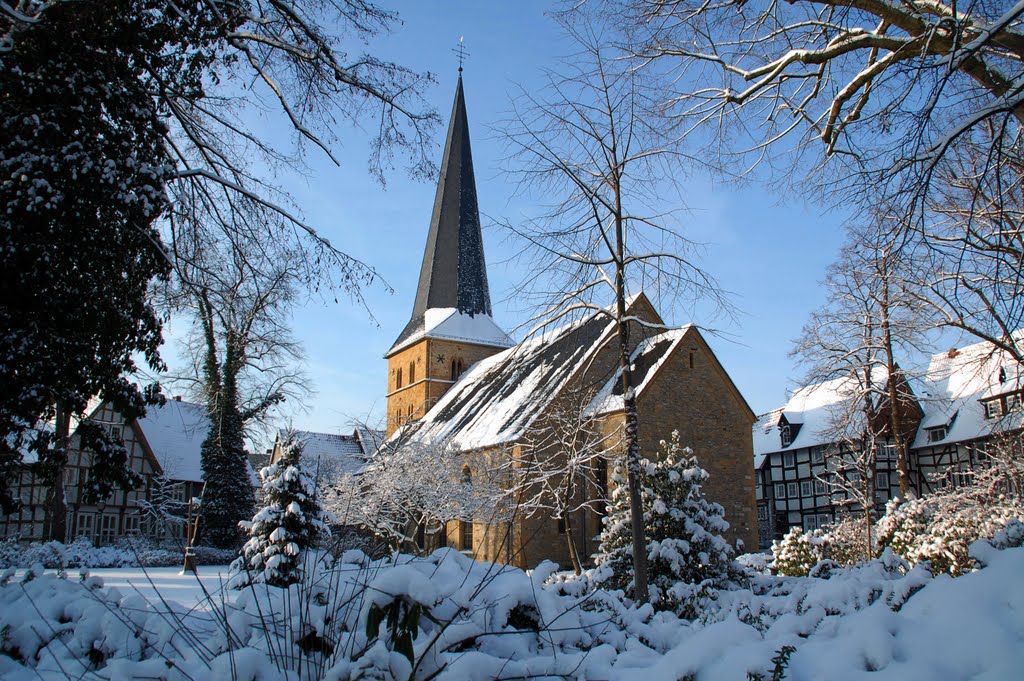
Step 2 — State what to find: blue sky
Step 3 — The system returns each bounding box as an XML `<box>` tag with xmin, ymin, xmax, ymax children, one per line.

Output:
<box><xmin>167</xmin><ymin>2</ymin><xmax>853</xmax><ymax>435</ymax></box>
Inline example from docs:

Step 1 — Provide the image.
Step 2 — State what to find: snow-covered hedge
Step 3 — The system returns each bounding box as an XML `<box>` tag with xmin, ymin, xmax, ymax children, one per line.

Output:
<box><xmin>2</xmin><ymin>541</ymin><xmax>1023</xmax><ymax>680</ymax></box>
<box><xmin>0</xmin><ymin>536</ymin><xmax>236</xmax><ymax>569</ymax></box>
<box><xmin>877</xmin><ymin>493</ymin><xmax>1024</xmax><ymax>575</ymax></box>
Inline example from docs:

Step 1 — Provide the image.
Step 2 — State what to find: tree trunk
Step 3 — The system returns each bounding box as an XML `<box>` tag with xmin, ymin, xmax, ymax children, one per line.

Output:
<box><xmin>563</xmin><ymin>508</ymin><xmax>583</xmax><ymax>574</ymax></box>
<box><xmin>619</xmin><ymin>331</ymin><xmax>649</xmax><ymax>603</ymax></box>
<box><xmin>44</xmin><ymin>403</ymin><xmax>72</xmax><ymax>542</ymax></box>
<box><xmin>880</xmin><ymin>277</ymin><xmax>912</xmax><ymax>499</ymax></box>
<box><xmin>613</xmin><ymin>166</ymin><xmax>649</xmax><ymax>604</ymax></box>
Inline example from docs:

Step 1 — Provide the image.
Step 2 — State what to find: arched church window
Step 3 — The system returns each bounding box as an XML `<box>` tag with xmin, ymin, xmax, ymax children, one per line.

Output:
<box><xmin>396</xmin><ymin>367</ymin><xmax>403</xmax><ymax>389</ymax></box>
<box><xmin>450</xmin><ymin>358</ymin><xmax>465</xmax><ymax>381</ymax></box>
<box><xmin>409</xmin><ymin>361</ymin><xmax>415</xmax><ymax>383</ymax></box>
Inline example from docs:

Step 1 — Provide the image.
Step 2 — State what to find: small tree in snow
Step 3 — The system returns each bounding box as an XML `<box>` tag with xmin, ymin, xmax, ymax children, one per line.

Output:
<box><xmin>235</xmin><ymin>436</ymin><xmax>332</xmax><ymax>586</ymax></box>
<box><xmin>594</xmin><ymin>432</ymin><xmax>734</xmax><ymax>613</ymax></box>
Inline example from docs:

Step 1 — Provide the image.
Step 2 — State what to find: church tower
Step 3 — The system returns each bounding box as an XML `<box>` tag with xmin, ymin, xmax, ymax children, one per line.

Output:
<box><xmin>385</xmin><ymin>74</ymin><xmax>511</xmax><ymax>437</ymax></box>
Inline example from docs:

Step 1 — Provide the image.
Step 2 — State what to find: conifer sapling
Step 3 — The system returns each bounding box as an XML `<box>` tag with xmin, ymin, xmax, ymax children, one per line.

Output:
<box><xmin>235</xmin><ymin>436</ymin><xmax>334</xmax><ymax>586</ymax></box>
<box><xmin>594</xmin><ymin>431</ymin><xmax>735</xmax><ymax>613</ymax></box>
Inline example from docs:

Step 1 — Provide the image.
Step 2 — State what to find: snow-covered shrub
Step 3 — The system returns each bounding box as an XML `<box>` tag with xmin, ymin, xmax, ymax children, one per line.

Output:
<box><xmin>819</xmin><ymin>514</ymin><xmax>873</xmax><ymax>565</ymax></box>
<box><xmin>593</xmin><ymin>432</ymin><xmax>735</xmax><ymax>614</ymax></box>
<box><xmin>0</xmin><ymin>536</ymin><xmax>238</xmax><ymax>569</ymax></box>
<box><xmin>234</xmin><ymin>436</ymin><xmax>334</xmax><ymax>586</ymax></box>
<box><xmin>877</xmin><ymin>490</ymin><xmax>1024</xmax><ymax>575</ymax></box>
<box><xmin>735</xmin><ymin>551</ymin><xmax>772</xmax><ymax>576</ymax></box>
<box><xmin>770</xmin><ymin>527</ymin><xmax>824</xmax><ymax>577</ymax></box>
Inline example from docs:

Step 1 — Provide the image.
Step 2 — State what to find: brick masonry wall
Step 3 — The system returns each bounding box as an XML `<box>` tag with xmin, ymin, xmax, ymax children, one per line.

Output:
<box><xmin>634</xmin><ymin>328</ymin><xmax>759</xmax><ymax>551</ymax></box>
<box><xmin>386</xmin><ymin>338</ymin><xmax>507</xmax><ymax>437</ymax></box>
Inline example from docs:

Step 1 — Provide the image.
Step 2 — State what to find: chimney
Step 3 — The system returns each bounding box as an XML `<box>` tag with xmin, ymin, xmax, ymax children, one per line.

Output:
<box><xmin>174</xmin><ymin>395</ymin><xmax>182</xmax><ymax>401</ymax></box>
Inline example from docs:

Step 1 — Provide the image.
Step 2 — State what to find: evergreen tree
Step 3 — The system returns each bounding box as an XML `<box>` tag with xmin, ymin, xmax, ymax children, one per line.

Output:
<box><xmin>235</xmin><ymin>436</ymin><xmax>333</xmax><ymax>586</ymax></box>
<box><xmin>198</xmin><ymin>326</ymin><xmax>255</xmax><ymax>548</ymax></box>
<box><xmin>0</xmin><ymin>0</ymin><xmax>221</xmax><ymax>523</ymax></box>
<box><xmin>594</xmin><ymin>432</ymin><xmax>734</xmax><ymax>613</ymax></box>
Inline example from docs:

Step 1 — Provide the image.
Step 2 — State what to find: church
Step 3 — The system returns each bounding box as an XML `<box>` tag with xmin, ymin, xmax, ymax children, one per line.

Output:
<box><xmin>383</xmin><ymin>74</ymin><xmax>758</xmax><ymax>569</ymax></box>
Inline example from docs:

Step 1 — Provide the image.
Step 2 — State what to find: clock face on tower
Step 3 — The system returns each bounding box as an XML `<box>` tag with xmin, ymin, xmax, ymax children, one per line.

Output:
<box><xmin>436</xmin><ymin>353</ymin><xmax>446</xmax><ymax>364</ymax></box>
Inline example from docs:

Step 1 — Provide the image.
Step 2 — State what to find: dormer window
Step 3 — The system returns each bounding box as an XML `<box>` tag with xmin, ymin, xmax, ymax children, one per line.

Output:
<box><xmin>984</xmin><ymin>399</ymin><xmax>1003</xmax><ymax>420</ymax></box>
<box><xmin>780</xmin><ymin>424</ymin><xmax>792</xmax><ymax>448</ymax></box>
<box><xmin>1007</xmin><ymin>393</ymin><xmax>1022</xmax><ymax>413</ymax></box>
<box><xmin>927</xmin><ymin>426</ymin><xmax>947</xmax><ymax>443</ymax></box>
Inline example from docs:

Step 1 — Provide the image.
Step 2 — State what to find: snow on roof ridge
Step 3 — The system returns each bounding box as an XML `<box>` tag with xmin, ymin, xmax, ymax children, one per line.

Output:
<box><xmin>586</xmin><ymin>327</ymin><xmax>690</xmax><ymax>417</ymax></box>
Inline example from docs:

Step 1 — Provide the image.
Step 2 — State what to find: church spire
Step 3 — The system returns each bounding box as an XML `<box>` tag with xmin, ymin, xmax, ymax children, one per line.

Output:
<box><xmin>387</xmin><ymin>74</ymin><xmax>509</xmax><ymax>357</ymax></box>
<box><xmin>412</xmin><ymin>74</ymin><xmax>491</xmax><ymax>319</ymax></box>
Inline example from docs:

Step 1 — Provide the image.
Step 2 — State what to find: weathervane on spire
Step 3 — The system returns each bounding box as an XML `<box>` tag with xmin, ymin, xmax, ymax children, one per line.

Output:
<box><xmin>453</xmin><ymin>36</ymin><xmax>469</xmax><ymax>73</ymax></box>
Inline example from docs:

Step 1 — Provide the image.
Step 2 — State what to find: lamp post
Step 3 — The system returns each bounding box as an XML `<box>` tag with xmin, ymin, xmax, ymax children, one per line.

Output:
<box><xmin>96</xmin><ymin>498</ymin><xmax>107</xmax><ymax>546</ymax></box>
<box><xmin>183</xmin><ymin>495</ymin><xmax>200</xmax><ymax>574</ymax></box>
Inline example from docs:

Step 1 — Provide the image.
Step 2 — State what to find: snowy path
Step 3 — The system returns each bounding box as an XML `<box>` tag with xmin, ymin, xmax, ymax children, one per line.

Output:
<box><xmin>21</xmin><ymin>565</ymin><xmax>233</xmax><ymax>610</ymax></box>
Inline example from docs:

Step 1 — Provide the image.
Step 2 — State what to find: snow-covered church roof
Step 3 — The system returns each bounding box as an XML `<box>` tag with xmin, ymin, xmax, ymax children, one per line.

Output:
<box><xmin>586</xmin><ymin>326</ymin><xmax>694</xmax><ymax>416</ymax></box>
<box><xmin>406</xmin><ymin>308</ymin><xmax>616</xmax><ymax>450</ymax></box>
<box><xmin>388</xmin><ymin>307</ymin><xmax>512</xmax><ymax>357</ymax></box>
<box><xmin>403</xmin><ymin>294</ymin><xmax>703</xmax><ymax>451</ymax></box>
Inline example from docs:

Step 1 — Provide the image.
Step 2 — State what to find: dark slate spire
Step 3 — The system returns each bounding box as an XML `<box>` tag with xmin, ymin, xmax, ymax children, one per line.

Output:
<box><xmin>412</xmin><ymin>74</ymin><xmax>492</xmax><ymax>319</ymax></box>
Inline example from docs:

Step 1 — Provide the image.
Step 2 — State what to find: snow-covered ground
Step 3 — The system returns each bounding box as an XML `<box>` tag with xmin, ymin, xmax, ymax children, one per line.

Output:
<box><xmin>1</xmin><ymin>544</ymin><xmax>1022</xmax><ymax>680</ymax></box>
<box><xmin>47</xmin><ymin>566</ymin><xmax>233</xmax><ymax>610</ymax></box>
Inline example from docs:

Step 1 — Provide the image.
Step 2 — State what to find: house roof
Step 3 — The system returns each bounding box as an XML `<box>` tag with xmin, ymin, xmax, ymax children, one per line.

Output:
<box><xmin>752</xmin><ymin>369</ymin><xmax>893</xmax><ymax>455</ymax></box>
<box><xmin>288</xmin><ymin>428</ymin><xmax>382</xmax><ymax>476</ymax></box>
<box><xmin>911</xmin><ymin>332</ymin><xmax>1024</xmax><ymax>448</ymax></box>
<box><xmin>388</xmin><ymin>75</ymin><xmax>499</xmax><ymax>356</ymax></box>
<box><xmin>135</xmin><ymin>399</ymin><xmax>209</xmax><ymax>483</ymax></box>
<box><xmin>753</xmin><ymin>331</ymin><xmax>1024</xmax><ymax>457</ymax></box>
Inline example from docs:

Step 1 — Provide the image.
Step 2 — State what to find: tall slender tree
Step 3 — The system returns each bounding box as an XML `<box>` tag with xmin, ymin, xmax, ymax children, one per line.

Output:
<box><xmin>793</xmin><ymin>226</ymin><xmax>931</xmax><ymax>554</ymax></box>
<box><xmin>501</xmin><ymin>12</ymin><xmax>730</xmax><ymax>602</ymax></box>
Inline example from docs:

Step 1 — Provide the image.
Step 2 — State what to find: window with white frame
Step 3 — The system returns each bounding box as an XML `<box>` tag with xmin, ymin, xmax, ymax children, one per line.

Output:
<box><xmin>774</xmin><ymin>483</ymin><xmax>786</xmax><ymax>499</ymax></box>
<box><xmin>783</xmin><ymin>452</ymin><xmax>794</xmax><ymax>467</ymax></box>
<box><xmin>780</xmin><ymin>425</ymin><xmax>792</xmax><ymax>448</ymax></box>
<box><xmin>983</xmin><ymin>400</ymin><xmax>1003</xmax><ymax>419</ymax></box>
<box><xmin>758</xmin><ymin>505</ymin><xmax>769</xmax><ymax>521</ymax></box>
<box><xmin>802</xmin><ymin>515</ymin><xmax>818</xmax><ymax>531</ymax></box>
<box><xmin>928</xmin><ymin>426</ymin><xmax>948</xmax><ymax>442</ymax></box>
<box><xmin>787</xmin><ymin>482</ymin><xmax>799</xmax><ymax>498</ymax></box>
<box><xmin>875</xmin><ymin>472</ymin><xmax>890</xmax><ymax>491</ymax></box>
<box><xmin>76</xmin><ymin>513</ymin><xmax>95</xmax><ymax>538</ymax></box>
<box><xmin>817</xmin><ymin>513</ymin><xmax>832</xmax><ymax>529</ymax></box>
<box><xmin>123</xmin><ymin>515</ymin><xmax>140</xmax><ymax>534</ymax></box>
<box><xmin>878</xmin><ymin>442</ymin><xmax>896</xmax><ymax>460</ymax></box>
<box><xmin>814</xmin><ymin>479</ymin><xmax>827</xmax><ymax>495</ymax></box>
<box><xmin>800</xmin><ymin>480</ymin><xmax>812</xmax><ymax>497</ymax></box>
<box><xmin>99</xmin><ymin>514</ymin><xmax>118</xmax><ymax>544</ymax></box>
<box><xmin>1007</xmin><ymin>393</ymin><xmax>1022</xmax><ymax>413</ymax></box>
<box><xmin>812</xmin><ymin>447</ymin><xmax>824</xmax><ymax>463</ymax></box>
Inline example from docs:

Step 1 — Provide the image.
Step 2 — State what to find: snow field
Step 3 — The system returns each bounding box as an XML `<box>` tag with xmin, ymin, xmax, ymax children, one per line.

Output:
<box><xmin>0</xmin><ymin>542</ymin><xmax>1021</xmax><ymax>680</ymax></box>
